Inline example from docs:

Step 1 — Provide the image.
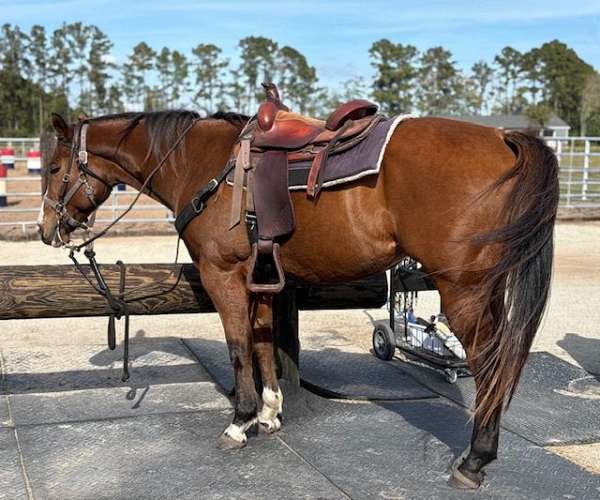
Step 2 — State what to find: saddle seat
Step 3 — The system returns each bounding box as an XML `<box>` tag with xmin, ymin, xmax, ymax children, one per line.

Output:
<box><xmin>230</xmin><ymin>83</ymin><xmax>382</xmax><ymax>294</ymax></box>
<box><xmin>254</xmin><ymin>83</ymin><xmax>378</xmax><ymax>150</ymax></box>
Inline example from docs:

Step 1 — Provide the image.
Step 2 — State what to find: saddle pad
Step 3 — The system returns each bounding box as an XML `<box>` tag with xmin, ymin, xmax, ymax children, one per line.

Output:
<box><xmin>226</xmin><ymin>114</ymin><xmax>413</xmax><ymax>191</ymax></box>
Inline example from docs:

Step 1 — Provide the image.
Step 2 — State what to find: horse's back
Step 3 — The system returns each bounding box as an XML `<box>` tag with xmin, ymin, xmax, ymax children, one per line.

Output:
<box><xmin>385</xmin><ymin>116</ymin><xmax>515</xmax><ymax>183</ymax></box>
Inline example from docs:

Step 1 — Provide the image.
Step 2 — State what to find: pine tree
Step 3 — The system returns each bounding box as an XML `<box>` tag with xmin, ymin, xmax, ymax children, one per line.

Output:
<box><xmin>470</xmin><ymin>61</ymin><xmax>494</xmax><ymax>114</ymax></box>
<box><xmin>417</xmin><ymin>47</ymin><xmax>462</xmax><ymax>115</ymax></box>
<box><xmin>191</xmin><ymin>43</ymin><xmax>228</xmax><ymax>114</ymax></box>
<box><xmin>238</xmin><ymin>36</ymin><xmax>279</xmax><ymax>113</ymax></box>
<box><xmin>65</xmin><ymin>22</ymin><xmax>91</xmax><ymax>112</ymax></box>
<box><xmin>536</xmin><ymin>40</ymin><xmax>595</xmax><ymax>131</ymax></box>
<box><xmin>155</xmin><ymin>47</ymin><xmax>172</xmax><ymax>107</ymax></box>
<box><xmin>48</xmin><ymin>24</ymin><xmax>73</xmax><ymax>116</ymax></box>
<box><xmin>580</xmin><ymin>73</ymin><xmax>600</xmax><ymax>136</ymax></box>
<box><xmin>226</xmin><ymin>67</ymin><xmax>246</xmax><ymax>111</ymax></box>
<box><xmin>493</xmin><ymin>46</ymin><xmax>525</xmax><ymax>113</ymax></box>
<box><xmin>276</xmin><ymin>46</ymin><xmax>318</xmax><ymax>113</ymax></box>
<box><xmin>369</xmin><ymin>39</ymin><xmax>418</xmax><ymax>115</ymax></box>
<box><xmin>130</xmin><ymin>42</ymin><xmax>156</xmax><ymax>109</ymax></box>
<box><xmin>170</xmin><ymin>50</ymin><xmax>189</xmax><ymax>107</ymax></box>
<box><xmin>0</xmin><ymin>24</ymin><xmax>32</xmax><ymax>132</ymax></box>
<box><xmin>87</xmin><ymin>26</ymin><xmax>114</xmax><ymax>114</ymax></box>
<box><xmin>106</xmin><ymin>83</ymin><xmax>125</xmax><ymax>114</ymax></box>
<box><xmin>28</xmin><ymin>25</ymin><xmax>48</xmax><ymax>132</ymax></box>
<box><xmin>521</xmin><ymin>48</ymin><xmax>545</xmax><ymax>105</ymax></box>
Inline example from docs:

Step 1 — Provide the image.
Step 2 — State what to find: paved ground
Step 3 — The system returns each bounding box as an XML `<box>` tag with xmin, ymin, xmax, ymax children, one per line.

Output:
<box><xmin>0</xmin><ymin>221</ymin><xmax>599</xmax><ymax>498</ymax></box>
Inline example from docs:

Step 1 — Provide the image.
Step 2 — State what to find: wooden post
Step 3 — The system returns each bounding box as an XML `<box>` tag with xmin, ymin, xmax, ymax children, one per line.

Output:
<box><xmin>272</xmin><ymin>288</ymin><xmax>300</xmax><ymax>385</ymax></box>
<box><xmin>0</xmin><ymin>264</ymin><xmax>387</xmax><ymax>321</ymax></box>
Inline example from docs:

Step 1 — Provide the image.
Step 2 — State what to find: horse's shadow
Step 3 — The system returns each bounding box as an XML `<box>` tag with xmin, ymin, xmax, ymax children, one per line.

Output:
<box><xmin>3</xmin><ymin>329</ymin><xmax>210</xmax><ymax>397</ymax></box>
<box><xmin>557</xmin><ymin>333</ymin><xmax>600</xmax><ymax>377</ymax></box>
<box><xmin>86</xmin><ymin>329</ymin><xmax>225</xmax><ymax>402</ymax></box>
<box><xmin>87</xmin><ymin>329</ymin><xmax>191</xmax><ymax>366</ymax></box>
<box><xmin>360</xmin><ymin>311</ymin><xmax>472</xmax><ymax>454</ymax></box>
<box><xmin>373</xmin><ymin>359</ymin><xmax>471</xmax><ymax>457</ymax></box>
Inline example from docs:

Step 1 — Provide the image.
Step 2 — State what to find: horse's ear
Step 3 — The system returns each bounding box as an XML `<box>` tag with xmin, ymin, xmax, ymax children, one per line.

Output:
<box><xmin>51</xmin><ymin>113</ymin><xmax>71</xmax><ymax>140</ymax></box>
<box><xmin>78</xmin><ymin>112</ymin><xmax>89</xmax><ymax>122</ymax></box>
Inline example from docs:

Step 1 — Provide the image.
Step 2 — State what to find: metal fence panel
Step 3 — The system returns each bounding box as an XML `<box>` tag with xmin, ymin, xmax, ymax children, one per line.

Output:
<box><xmin>1</xmin><ymin>135</ymin><xmax>599</xmax><ymax>235</ymax></box>
<box><xmin>0</xmin><ymin>138</ymin><xmax>41</xmax><ymax>161</ymax></box>
<box><xmin>546</xmin><ymin>137</ymin><xmax>600</xmax><ymax>208</ymax></box>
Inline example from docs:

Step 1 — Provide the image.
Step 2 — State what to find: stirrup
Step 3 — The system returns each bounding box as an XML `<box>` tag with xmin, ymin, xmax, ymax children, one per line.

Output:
<box><xmin>246</xmin><ymin>242</ymin><xmax>286</xmax><ymax>293</ymax></box>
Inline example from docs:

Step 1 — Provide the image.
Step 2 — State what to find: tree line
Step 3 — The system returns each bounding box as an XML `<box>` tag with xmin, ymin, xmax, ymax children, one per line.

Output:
<box><xmin>1</xmin><ymin>22</ymin><xmax>599</xmax><ymax>136</ymax></box>
<box><xmin>369</xmin><ymin>40</ymin><xmax>600</xmax><ymax>135</ymax></box>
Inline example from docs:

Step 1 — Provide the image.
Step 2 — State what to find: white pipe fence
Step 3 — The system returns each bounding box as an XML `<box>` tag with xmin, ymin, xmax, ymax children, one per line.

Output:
<box><xmin>0</xmin><ymin>138</ymin><xmax>41</xmax><ymax>161</ymax></box>
<box><xmin>1</xmin><ymin>136</ymin><xmax>599</xmax><ymax>234</ymax></box>
<box><xmin>544</xmin><ymin>137</ymin><xmax>600</xmax><ymax>208</ymax></box>
<box><xmin>0</xmin><ymin>175</ymin><xmax>173</xmax><ymax>233</ymax></box>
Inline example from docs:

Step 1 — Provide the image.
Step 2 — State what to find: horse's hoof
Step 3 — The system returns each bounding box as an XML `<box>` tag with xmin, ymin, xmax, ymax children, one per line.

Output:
<box><xmin>217</xmin><ymin>433</ymin><xmax>246</xmax><ymax>450</ymax></box>
<box><xmin>259</xmin><ymin>416</ymin><xmax>281</xmax><ymax>434</ymax></box>
<box><xmin>448</xmin><ymin>466</ymin><xmax>483</xmax><ymax>489</ymax></box>
<box><xmin>448</xmin><ymin>452</ymin><xmax>483</xmax><ymax>489</ymax></box>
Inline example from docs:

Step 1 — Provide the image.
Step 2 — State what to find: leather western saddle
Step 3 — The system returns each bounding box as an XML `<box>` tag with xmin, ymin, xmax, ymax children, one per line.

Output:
<box><xmin>228</xmin><ymin>83</ymin><xmax>382</xmax><ymax>293</ymax></box>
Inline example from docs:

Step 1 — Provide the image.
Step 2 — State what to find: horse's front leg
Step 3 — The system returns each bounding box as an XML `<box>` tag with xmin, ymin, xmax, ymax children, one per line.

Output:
<box><xmin>199</xmin><ymin>260</ymin><xmax>258</xmax><ymax>449</ymax></box>
<box><xmin>251</xmin><ymin>294</ymin><xmax>283</xmax><ymax>433</ymax></box>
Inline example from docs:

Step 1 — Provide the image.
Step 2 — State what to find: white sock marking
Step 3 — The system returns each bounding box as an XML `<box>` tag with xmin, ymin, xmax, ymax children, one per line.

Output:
<box><xmin>258</xmin><ymin>386</ymin><xmax>283</xmax><ymax>426</ymax></box>
<box><xmin>223</xmin><ymin>417</ymin><xmax>257</xmax><ymax>443</ymax></box>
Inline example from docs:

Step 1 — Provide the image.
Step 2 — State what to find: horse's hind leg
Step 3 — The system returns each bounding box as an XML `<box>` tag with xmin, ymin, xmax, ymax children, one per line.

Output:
<box><xmin>450</xmin><ymin>405</ymin><xmax>501</xmax><ymax>489</ymax></box>
<box><xmin>252</xmin><ymin>295</ymin><xmax>283</xmax><ymax>433</ymax></box>
<box><xmin>198</xmin><ymin>261</ymin><xmax>258</xmax><ymax>448</ymax></box>
<box><xmin>436</xmin><ymin>281</ymin><xmax>502</xmax><ymax>489</ymax></box>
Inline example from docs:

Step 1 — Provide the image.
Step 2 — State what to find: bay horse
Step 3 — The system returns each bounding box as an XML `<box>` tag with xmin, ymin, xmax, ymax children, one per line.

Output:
<box><xmin>39</xmin><ymin>109</ymin><xmax>558</xmax><ymax>488</ymax></box>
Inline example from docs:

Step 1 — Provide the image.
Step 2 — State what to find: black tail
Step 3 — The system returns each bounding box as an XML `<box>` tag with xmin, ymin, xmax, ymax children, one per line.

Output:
<box><xmin>472</xmin><ymin>132</ymin><xmax>559</xmax><ymax>425</ymax></box>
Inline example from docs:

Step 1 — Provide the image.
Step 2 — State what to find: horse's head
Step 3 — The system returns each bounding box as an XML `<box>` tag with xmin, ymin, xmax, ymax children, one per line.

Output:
<box><xmin>38</xmin><ymin>114</ymin><xmax>116</xmax><ymax>246</ymax></box>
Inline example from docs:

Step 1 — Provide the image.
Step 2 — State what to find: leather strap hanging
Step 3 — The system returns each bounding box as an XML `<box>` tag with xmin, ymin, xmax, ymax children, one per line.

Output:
<box><xmin>306</xmin><ymin>120</ymin><xmax>353</xmax><ymax>198</ymax></box>
<box><xmin>229</xmin><ymin>137</ymin><xmax>251</xmax><ymax>229</ymax></box>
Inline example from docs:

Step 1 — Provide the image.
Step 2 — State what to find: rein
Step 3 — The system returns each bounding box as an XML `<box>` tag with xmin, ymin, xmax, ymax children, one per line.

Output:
<box><xmin>54</xmin><ymin>117</ymin><xmax>198</xmax><ymax>381</ymax></box>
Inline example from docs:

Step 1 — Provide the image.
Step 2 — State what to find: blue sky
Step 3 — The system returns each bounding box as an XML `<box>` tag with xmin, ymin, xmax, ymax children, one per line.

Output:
<box><xmin>2</xmin><ymin>0</ymin><xmax>599</xmax><ymax>88</ymax></box>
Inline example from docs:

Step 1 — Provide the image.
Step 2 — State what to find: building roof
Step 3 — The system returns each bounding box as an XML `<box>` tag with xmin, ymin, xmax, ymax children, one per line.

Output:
<box><xmin>449</xmin><ymin>114</ymin><xmax>570</xmax><ymax>129</ymax></box>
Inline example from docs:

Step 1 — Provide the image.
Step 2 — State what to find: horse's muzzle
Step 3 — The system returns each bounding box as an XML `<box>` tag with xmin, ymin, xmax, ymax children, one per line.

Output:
<box><xmin>38</xmin><ymin>220</ymin><xmax>65</xmax><ymax>247</ymax></box>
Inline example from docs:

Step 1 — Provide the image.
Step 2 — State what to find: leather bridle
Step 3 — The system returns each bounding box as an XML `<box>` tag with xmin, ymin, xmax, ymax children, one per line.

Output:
<box><xmin>43</xmin><ymin>116</ymin><xmax>199</xmax><ymax>382</ymax></box>
<box><xmin>44</xmin><ymin>122</ymin><xmax>113</xmax><ymax>238</ymax></box>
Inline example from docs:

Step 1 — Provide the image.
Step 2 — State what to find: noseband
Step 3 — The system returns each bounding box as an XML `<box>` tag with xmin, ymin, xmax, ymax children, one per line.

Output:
<box><xmin>44</xmin><ymin>122</ymin><xmax>113</xmax><ymax>234</ymax></box>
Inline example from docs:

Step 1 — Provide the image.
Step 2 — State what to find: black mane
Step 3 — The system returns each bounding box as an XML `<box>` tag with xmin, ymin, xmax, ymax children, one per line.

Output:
<box><xmin>86</xmin><ymin>109</ymin><xmax>249</xmax><ymax>128</ymax></box>
<box><xmin>87</xmin><ymin>109</ymin><xmax>250</xmax><ymax>162</ymax></box>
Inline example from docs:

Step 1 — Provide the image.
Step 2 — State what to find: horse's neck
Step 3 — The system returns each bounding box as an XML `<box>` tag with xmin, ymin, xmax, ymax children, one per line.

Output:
<box><xmin>89</xmin><ymin>119</ymin><xmax>239</xmax><ymax>212</ymax></box>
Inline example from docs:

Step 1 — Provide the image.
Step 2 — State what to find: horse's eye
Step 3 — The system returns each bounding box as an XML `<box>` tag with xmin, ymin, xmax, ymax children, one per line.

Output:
<box><xmin>49</xmin><ymin>164</ymin><xmax>61</xmax><ymax>174</ymax></box>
